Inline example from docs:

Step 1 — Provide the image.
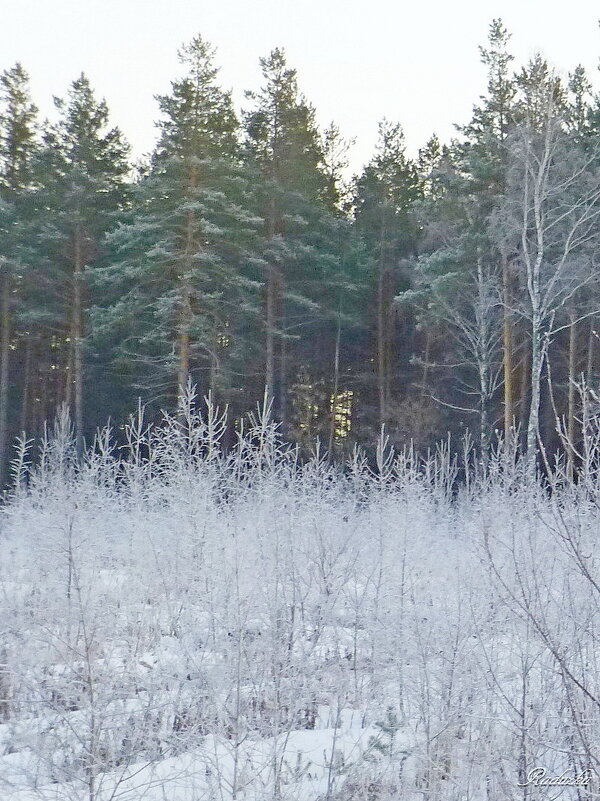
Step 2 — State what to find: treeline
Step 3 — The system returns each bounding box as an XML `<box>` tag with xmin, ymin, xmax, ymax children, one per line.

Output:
<box><xmin>0</xmin><ymin>20</ymin><xmax>599</xmax><ymax>478</ymax></box>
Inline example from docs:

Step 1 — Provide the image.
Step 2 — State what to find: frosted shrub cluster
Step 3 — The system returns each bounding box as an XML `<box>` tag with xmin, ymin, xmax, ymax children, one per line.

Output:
<box><xmin>1</xmin><ymin>388</ymin><xmax>600</xmax><ymax>800</ymax></box>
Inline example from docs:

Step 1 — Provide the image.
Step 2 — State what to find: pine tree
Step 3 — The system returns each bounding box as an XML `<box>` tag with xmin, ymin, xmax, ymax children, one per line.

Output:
<box><xmin>244</xmin><ymin>48</ymin><xmax>331</xmax><ymax>426</ymax></box>
<box><xmin>514</xmin><ymin>54</ymin><xmax>566</xmax><ymax>129</ymax></box>
<box><xmin>94</xmin><ymin>36</ymin><xmax>260</xmax><ymax>412</ymax></box>
<box><xmin>320</xmin><ymin>122</ymin><xmax>354</xmax><ymax>212</ymax></box>
<box><xmin>0</xmin><ymin>63</ymin><xmax>38</xmax><ymax>482</ymax></box>
<box><xmin>31</xmin><ymin>75</ymin><xmax>130</xmax><ymax>456</ymax></box>
<box><xmin>353</xmin><ymin>120</ymin><xmax>421</xmax><ymax>431</ymax></box>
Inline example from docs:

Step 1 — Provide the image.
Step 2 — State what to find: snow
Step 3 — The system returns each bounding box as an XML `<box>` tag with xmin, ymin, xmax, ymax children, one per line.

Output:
<box><xmin>1</xmin><ymin>402</ymin><xmax>599</xmax><ymax>799</ymax></box>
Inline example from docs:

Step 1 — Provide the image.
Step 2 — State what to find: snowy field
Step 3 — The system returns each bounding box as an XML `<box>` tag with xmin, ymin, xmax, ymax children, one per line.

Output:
<box><xmin>1</xmin><ymin>397</ymin><xmax>600</xmax><ymax>800</ymax></box>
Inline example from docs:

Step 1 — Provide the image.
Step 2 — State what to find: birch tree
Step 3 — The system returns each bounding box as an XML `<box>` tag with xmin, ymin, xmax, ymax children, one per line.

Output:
<box><xmin>494</xmin><ymin>85</ymin><xmax>600</xmax><ymax>465</ymax></box>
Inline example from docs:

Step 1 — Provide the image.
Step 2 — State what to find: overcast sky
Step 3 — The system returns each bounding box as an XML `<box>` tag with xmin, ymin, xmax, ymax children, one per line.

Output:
<box><xmin>2</xmin><ymin>0</ymin><xmax>599</xmax><ymax>172</ymax></box>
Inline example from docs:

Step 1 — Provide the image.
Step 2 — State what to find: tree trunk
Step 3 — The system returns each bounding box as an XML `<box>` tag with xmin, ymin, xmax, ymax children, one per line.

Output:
<box><xmin>64</xmin><ymin>330</ymin><xmax>74</xmax><ymax>407</ymax></box>
<box><xmin>586</xmin><ymin>317</ymin><xmax>595</xmax><ymax>385</ymax></box>
<box><xmin>421</xmin><ymin>329</ymin><xmax>431</xmax><ymax>398</ymax></box>
<box><xmin>209</xmin><ymin>327</ymin><xmax>219</xmax><ymax>399</ymax></box>
<box><xmin>328</xmin><ymin>311</ymin><xmax>342</xmax><ymax>457</ymax></box>
<box><xmin>566</xmin><ymin>311</ymin><xmax>577</xmax><ymax>480</ymax></box>
<box><xmin>479</xmin><ymin>365</ymin><xmax>490</xmax><ymax>457</ymax></box>
<box><xmin>501</xmin><ymin>254</ymin><xmax>514</xmax><ymax>441</ymax></box>
<box><xmin>477</xmin><ymin>254</ymin><xmax>491</xmax><ymax>459</ymax></box>
<box><xmin>519</xmin><ymin>331</ymin><xmax>530</xmax><ymax>444</ymax></box>
<box><xmin>265</xmin><ymin>266</ymin><xmax>275</xmax><ymax>406</ymax></box>
<box><xmin>0</xmin><ymin>269</ymin><xmax>11</xmax><ymax>486</ymax></box>
<box><xmin>384</xmin><ymin>298</ymin><xmax>393</xmax><ymax>421</ymax></box>
<box><xmin>32</xmin><ymin>359</ymin><xmax>42</xmax><ymax>437</ymax></box>
<box><xmin>377</xmin><ymin>209</ymin><xmax>387</xmax><ymax>428</ymax></box>
<box><xmin>527</xmin><ymin>319</ymin><xmax>543</xmax><ymax>469</ymax></box>
<box><xmin>279</xmin><ymin>321</ymin><xmax>286</xmax><ymax>432</ymax></box>
<box><xmin>20</xmin><ymin>338</ymin><xmax>31</xmax><ymax>434</ymax></box>
<box><xmin>177</xmin><ymin>295</ymin><xmax>191</xmax><ymax>401</ymax></box>
<box><xmin>177</xmin><ymin>166</ymin><xmax>198</xmax><ymax>403</ymax></box>
<box><xmin>264</xmin><ymin>191</ymin><xmax>278</xmax><ymax>411</ymax></box>
<box><xmin>73</xmin><ymin>227</ymin><xmax>85</xmax><ymax>460</ymax></box>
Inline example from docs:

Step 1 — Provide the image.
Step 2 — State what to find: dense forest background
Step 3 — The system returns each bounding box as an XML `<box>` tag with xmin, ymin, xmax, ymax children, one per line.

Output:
<box><xmin>0</xmin><ymin>19</ymin><xmax>599</xmax><ymax>480</ymax></box>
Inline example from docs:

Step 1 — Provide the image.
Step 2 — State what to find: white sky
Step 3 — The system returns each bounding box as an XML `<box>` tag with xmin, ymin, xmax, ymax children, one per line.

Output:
<box><xmin>2</xmin><ymin>0</ymin><xmax>599</xmax><ymax>172</ymax></box>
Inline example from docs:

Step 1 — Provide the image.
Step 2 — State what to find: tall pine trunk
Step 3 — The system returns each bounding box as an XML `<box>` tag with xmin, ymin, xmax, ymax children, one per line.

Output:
<box><xmin>20</xmin><ymin>338</ymin><xmax>32</xmax><ymax>434</ymax></box>
<box><xmin>377</xmin><ymin>207</ymin><xmax>387</xmax><ymax>428</ymax></box>
<box><xmin>177</xmin><ymin>249</ymin><xmax>192</xmax><ymax>402</ymax></box>
<box><xmin>279</xmin><ymin>323</ymin><xmax>286</xmax><ymax>431</ymax></box>
<box><xmin>72</xmin><ymin>227</ymin><xmax>85</xmax><ymax>460</ymax></box>
<box><xmin>384</xmin><ymin>301</ymin><xmax>392</xmax><ymax>422</ymax></box>
<box><xmin>421</xmin><ymin>330</ymin><xmax>431</xmax><ymax>398</ymax></box>
<box><xmin>265</xmin><ymin>266</ymin><xmax>276</xmax><ymax>405</ymax></box>
<box><xmin>265</xmin><ymin>195</ymin><xmax>278</xmax><ymax>411</ymax></box>
<box><xmin>177</xmin><ymin>166</ymin><xmax>197</xmax><ymax>402</ymax></box>
<box><xmin>328</xmin><ymin>311</ymin><xmax>342</xmax><ymax>457</ymax></box>
<box><xmin>64</xmin><ymin>330</ymin><xmax>74</xmax><ymax>405</ymax></box>
<box><xmin>209</xmin><ymin>325</ymin><xmax>219</xmax><ymax>398</ymax></box>
<box><xmin>501</xmin><ymin>254</ymin><xmax>514</xmax><ymax>441</ymax></box>
<box><xmin>0</xmin><ymin>268</ymin><xmax>11</xmax><ymax>486</ymax></box>
<box><xmin>177</xmin><ymin>307</ymin><xmax>191</xmax><ymax>401</ymax></box>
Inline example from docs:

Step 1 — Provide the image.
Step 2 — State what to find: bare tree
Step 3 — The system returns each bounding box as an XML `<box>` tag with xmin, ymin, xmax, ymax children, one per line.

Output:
<box><xmin>494</xmin><ymin>87</ymin><xmax>600</xmax><ymax>465</ymax></box>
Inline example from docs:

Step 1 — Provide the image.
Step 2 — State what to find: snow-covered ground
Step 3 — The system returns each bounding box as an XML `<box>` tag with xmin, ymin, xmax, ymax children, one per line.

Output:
<box><xmin>1</xmin><ymin>399</ymin><xmax>599</xmax><ymax>800</ymax></box>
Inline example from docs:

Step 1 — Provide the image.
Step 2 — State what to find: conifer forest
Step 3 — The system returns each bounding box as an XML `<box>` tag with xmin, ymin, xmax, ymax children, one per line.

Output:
<box><xmin>0</xmin><ymin>19</ymin><xmax>596</xmax><ymax>470</ymax></box>
<box><xmin>2</xmin><ymin>16</ymin><xmax>600</xmax><ymax>801</ymax></box>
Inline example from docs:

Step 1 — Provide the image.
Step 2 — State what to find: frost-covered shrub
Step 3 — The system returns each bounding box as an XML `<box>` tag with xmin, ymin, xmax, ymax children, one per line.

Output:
<box><xmin>1</xmin><ymin>391</ymin><xmax>600</xmax><ymax>800</ymax></box>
